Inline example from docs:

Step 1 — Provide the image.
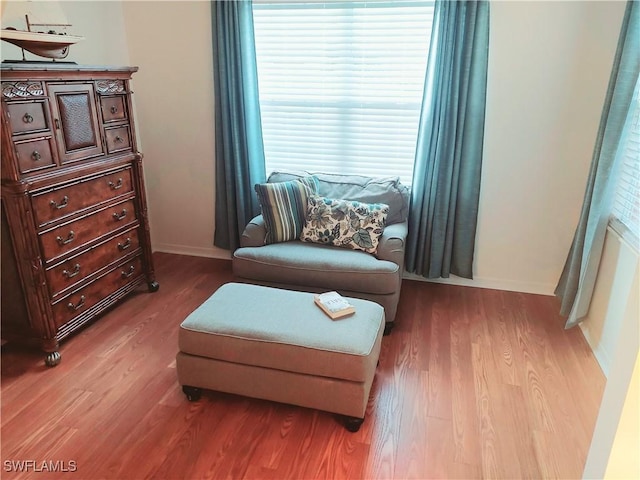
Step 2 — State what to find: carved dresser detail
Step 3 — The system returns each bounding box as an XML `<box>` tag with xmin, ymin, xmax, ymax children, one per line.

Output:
<box><xmin>1</xmin><ymin>64</ymin><xmax>158</xmax><ymax>366</ymax></box>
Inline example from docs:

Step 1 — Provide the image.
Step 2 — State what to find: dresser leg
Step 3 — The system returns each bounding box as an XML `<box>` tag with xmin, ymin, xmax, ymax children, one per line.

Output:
<box><xmin>42</xmin><ymin>339</ymin><xmax>60</xmax><ymax>367</ymax></box>
<box><xmin>44</xmin><ymin>351</ymin><xmax>61</xmax><ymax>367</ymax></box>
<box><xmin>148</xmin><ymin>281</ymin><xmax>160</xmax><ymax>292</ymax></box>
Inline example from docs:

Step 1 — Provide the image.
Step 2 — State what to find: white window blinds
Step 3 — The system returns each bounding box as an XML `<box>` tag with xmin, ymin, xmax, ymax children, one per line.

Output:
<box><xmin>252</xmin><ymin>1</ymin><xmax>434</xmax><ymax>186</ymax></box>
<box><xmin>611</xmin><ymin>75</ymin><xmax>640</xmax><ymax>244</ymax></box>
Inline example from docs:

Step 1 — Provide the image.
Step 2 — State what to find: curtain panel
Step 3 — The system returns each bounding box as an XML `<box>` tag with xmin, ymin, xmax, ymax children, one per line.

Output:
<box><xmin>212</xmin><ymin>0</ymin><xmax>266</xmax><ymax>251</ymax></box>
<box><xmin>405</xmin><ymin>0</ymin><xmax>490</xmax><ymax>279</ymax></box>
<box><xmin>555</xmin><ymin>1</ymin><xmax>639</xmax><ymax>328</ymax></box>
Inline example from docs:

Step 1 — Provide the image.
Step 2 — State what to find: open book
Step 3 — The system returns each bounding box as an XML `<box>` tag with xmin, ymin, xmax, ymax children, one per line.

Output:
<box><xmin>314</xmin><ymin>291</ymin><xmax>355</xmax><ymax>319</ymax></box>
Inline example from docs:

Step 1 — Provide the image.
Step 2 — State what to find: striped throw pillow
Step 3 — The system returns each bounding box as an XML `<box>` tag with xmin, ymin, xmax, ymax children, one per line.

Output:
<box><xmin>255</xmin><ymin>176</ymin><xmax>319</xmax><ymax>244</ymax></box>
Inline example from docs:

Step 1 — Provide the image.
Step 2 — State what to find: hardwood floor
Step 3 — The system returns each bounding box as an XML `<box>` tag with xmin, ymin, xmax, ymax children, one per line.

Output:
<box><xmin>1</xmin><ymin>252</ymin><xmax>605</xmax><ymax>479</ymax></box>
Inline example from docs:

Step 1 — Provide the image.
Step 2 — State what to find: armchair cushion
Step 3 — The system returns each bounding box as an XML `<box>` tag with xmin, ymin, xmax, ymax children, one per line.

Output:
<box><xmin>268</xmin><ymin>170</ymin><xmax>409</xmax><ymax>225</ymax></box>
<box><xmin>300</xmin><ymin>195</ymin><xmax>389</xmax><ymax>254</ymax></box>
<box><xmin>255</xmin><ymin>176</ymin><xmax>319</xmax><ymax>244</ymax></box>
<box><xmin>233</xmin><ymin>242</ymin><xmax>400</xmax><ymax>295</ymax></box>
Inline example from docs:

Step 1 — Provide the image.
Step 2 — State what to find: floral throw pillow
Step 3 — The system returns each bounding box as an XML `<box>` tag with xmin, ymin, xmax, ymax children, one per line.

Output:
<box><xmin>301</xmin><ymin>195</ymin><xmax>389</xmax><ymax>254</ymax></box>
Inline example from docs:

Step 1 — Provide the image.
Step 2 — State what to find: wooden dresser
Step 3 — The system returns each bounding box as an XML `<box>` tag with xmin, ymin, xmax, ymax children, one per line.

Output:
<box><xmin>1</xmin><ymin>64</ymin><xmax>158</xmax><ymax>366</ymax></box>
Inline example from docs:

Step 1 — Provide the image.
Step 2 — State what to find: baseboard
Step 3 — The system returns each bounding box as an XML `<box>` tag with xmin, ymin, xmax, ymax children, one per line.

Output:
<box><xmin>152</xmin><ymin>246</ymin><xmax>555</xmax><ymax>295</ymax></box>
<box><xmin>152</xmin><ymin>243</ymin><xmax>231</xmax><ymax>260</ymax></box>
<box><xmin>402</xmin><ymin>272</ymin><xmax>555</xmax><ymax>296</ymax></box>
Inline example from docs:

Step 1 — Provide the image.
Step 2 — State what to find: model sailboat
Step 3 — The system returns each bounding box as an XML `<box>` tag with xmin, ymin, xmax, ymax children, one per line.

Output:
<box><xmin>0</xmin><ymin>1</ymin><xmax>83</xmax><ymax>60</ymax></box>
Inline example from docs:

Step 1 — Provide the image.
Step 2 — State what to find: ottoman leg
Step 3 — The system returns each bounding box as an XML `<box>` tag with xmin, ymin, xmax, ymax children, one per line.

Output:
<box><xmin>383</xmin><ymin>322</ymin><xmax>394</xmax><ymax>336</ymax></box>
<box><xmin>344</xmin><ymin>416</ymin><xmax>364</xmax><ymax>432</ymax></box>
<box><xmin>182</xmin><ymin>385</ymin><xmax>202</xmax><ymax>402</ymax></box>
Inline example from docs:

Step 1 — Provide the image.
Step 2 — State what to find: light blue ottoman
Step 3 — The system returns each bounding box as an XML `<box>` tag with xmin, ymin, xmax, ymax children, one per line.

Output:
<box><xmin>176</xmin><ymin>283</ymin><xmax>385</xmax><ymax>431</ymax></box>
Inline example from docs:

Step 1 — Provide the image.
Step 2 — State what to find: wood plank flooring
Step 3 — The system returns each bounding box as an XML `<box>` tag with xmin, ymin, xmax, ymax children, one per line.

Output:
<box><xmin>1</xmin><ymin>252</ymin><xmax>606</xmax><ymax>479</ymax></box>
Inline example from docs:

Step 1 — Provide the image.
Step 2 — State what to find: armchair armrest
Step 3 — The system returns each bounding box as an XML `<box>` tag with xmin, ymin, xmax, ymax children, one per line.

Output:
<box><xmin>376</xmin><ymin>221</ymin><xmax>408</xmax><ymax>270</ymax></box>
<box><xmin>240</xmin><ymin>215</ymin><xmax>266</xmax><ymax>247</ymax></box>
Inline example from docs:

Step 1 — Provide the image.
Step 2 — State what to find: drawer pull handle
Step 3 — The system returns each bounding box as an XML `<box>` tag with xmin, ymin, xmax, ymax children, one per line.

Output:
<box><xmin>56</xmin><ymin>230</ymin><xmax>75</xmax><ymax>246</ymax></box>
<box><xmin>31</xmin><ymin>151</ymin><xmax>41</xmax><ymax>161</ymax></box>
<box><xmin>115</xmin><ymin>135</ymin><xmax>124</xmax><ymax>143</ymax></box>
<box><xmin>63</xmin><ymin>263</ymin><xmax>81</xmax><ymax>279</ymax></box>
<box><xmin>113</xmin><ymin>209</ymin><xmax>127</xmax><ymax>221</ymax></box>
<box><xmin>121</xmin><ymin>265</ymin><xmax>135</xmax><ymax>279</ymax></box>
<box><xmin>108</xmin><ymin>178</ymin><xmax>123</xmax><ymax>190</ymax></box>
<box><xmin>110</xmin><ymin>105</ymin><xmax>118</xmax><ymax>114</ymax></box>
<box><xmin>23</xmin><ymin>113</ymin><xmax>34</xmax><ymax>124</ymax></box>
<box><xmin>50</xmin><ymin>195</ymin><xmax>69</xmax><ymax>210</ymax></box>
<box><xmin>118</xmin><ymin>238</ymin><xmax>132</xmax><ymax>251</ymax></box>
<box><xmin>67</xmin><ymin>295</ymin><xmax>85</xmax><ymax>312</ymax></box>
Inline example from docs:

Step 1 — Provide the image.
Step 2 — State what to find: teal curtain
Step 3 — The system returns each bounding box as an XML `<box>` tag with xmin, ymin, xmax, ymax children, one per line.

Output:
<box><xmin>212</xmin><ymin>0</ymin><xmax>266</xmax><ymax>251</ymax></box>
<box><xmin>405</xmin><ymin>0</ymin><xmax>490</xmax><ymax>279</ymax></box>
<box><xmin>556</xmin><ymin>1</ymin><xmax>639</xmax><ymax>329</ymax></box>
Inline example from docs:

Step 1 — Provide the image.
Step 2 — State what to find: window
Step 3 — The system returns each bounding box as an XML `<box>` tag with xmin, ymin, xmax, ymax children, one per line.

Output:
<box><xmin>253</xmin><ymin>0</ymin><xmax>434</xmax><ymax>185</ymax></box>
<box><xmin>611</xmin><ymin>75</ymin><xmax>640</xmax><ymax>245</ymax></box>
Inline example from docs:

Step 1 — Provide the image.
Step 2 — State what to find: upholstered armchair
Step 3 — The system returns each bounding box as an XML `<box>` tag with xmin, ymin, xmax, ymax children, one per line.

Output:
<box><xmin>232</xmin><ymin>170</ymin><xmax>410</xmax><ymax>333</ymax></box>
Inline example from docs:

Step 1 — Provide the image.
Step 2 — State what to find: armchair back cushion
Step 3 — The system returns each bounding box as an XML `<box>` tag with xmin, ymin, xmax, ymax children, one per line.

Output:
<box><xmin>268</xmin><ymin>170</ymin><xmax>410</xmax><ymax>226</ymax></box>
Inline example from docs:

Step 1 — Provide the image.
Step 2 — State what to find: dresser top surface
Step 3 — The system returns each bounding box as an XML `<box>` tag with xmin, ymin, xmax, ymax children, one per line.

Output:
<box><xmin>1</xmin><ymin>62</ymin><xmax>138</xmax><ymax>73</ymax></box>
<box><xmin>1</xmin><ymin>63</ymin><xmax>138</xmax><ymax>81</ymax></box>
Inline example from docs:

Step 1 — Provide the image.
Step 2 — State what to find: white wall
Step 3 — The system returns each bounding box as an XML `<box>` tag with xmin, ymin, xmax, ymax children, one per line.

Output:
<box><xmin>604</xmin><ymin>354</ymin><xmax>640</xmax><ymax>479</ymax></box>
<box><xmin>476</xmin><ymin>0</ymin><xmax>626</xmax><ymax>294</ymax></box>
<box><xmin>2</xmin><ymin>1</ymin><xmax>627</xmax><ymax>291</ymax></box>
<box><xmin>121</xmin><ymin>1</ymin><xmax>225</xmax><ymax>258</ymax></box>
<box><xmin>582</xmin><ymin>229</ymin><xmax>639</xmax><ymax>478</ymax></box>
<box><xmin>119</xmin><ymin>1</ymin><xmax>626</xmax><ymax>295</ymax></box>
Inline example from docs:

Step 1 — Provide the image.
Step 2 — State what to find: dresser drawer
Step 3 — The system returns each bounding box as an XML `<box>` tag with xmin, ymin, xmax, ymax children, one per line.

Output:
<box><xmin>52</xmin><ymin>255</ymin><xmax>143</xmax><ymax>329</ymax></box>
<box><xmin>15</xmin><ymin>137</ymin><xmax>56</xmax><ymax>174</ymax></box>
<box><xmin>105</xmin><ymin>126</ymin><xmax>131</xmax><ymax>154</ymax></box>
<box><xmin>46</xmin><ymin>227</ymin><xmax>141</xmax><ymax>299</ymax></box>
<box><xmin>32</xmin><ymin>167</ymin><xmax>134</xmax><ymax>227</ymax></box>
<box><xmin>6</xmin><ymin>100</ymin><xmax>49</xmax><ymax>134</ymax></box>
<box><xmin>40</xmin><ymin>198</ymin><xmax>137</xmax><ymax>263</ymax></box>
<box><xmin>100</xmin><ymin>95</ymin><xmax>127</xmax><ymax>123</ymax></box>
